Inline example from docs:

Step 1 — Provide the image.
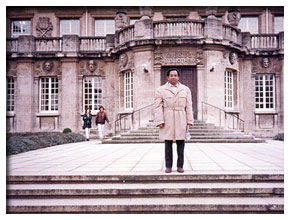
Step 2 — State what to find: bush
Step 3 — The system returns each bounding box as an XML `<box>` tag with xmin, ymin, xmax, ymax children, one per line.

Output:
<box><xmin>273</xmin><ymin>133</ymin><xmax>284</xmax><ymax>141</ymax></box>
<box><xmin>63</xmin><ymin>128</ymin><xmax>72</xmax><ymax>133</ymax></box>
<box><xmin>7</xmin><ymin>132</ymin><xmax>86</xmax><ymax>156</ymax></box>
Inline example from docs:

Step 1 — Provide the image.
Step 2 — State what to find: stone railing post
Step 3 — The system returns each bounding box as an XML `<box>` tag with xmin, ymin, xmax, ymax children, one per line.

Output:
<box><xmin>134</xmin><ymin>19</ymin><xmax>153</xmax><ymax>40</ymax></box>
<box><xmin>241</xmin><ymin>32</ymin><xmax>251</xmax><ymax>49</ymax></box>
<box><xmin>62</xmin><ymin>35</ymin><xmax>79</xmax><ymax>53</ymax></box>
<box><xmin>18</xmin><ymin>35</ymin><xmax>35</xmax><ymax>53</ymax></box>
<box><xmin>106</xmin><ymin>34</ymin><xmax>115</xmax><ymax>49</ymax></box>
<box><xmin>204</xmin><ymin>16</ymin><xmax>223</xmax><ymax>40</ymax></box>
<box><xmin>278</xmin><ymin>32</ymin><xmax>284</xmax><ymax>49</ymax></box>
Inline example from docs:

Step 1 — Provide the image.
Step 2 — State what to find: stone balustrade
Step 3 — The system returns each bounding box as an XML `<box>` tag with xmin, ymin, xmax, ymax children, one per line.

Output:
<box><xmin>79</xmin><ymin>37</ymin><xmax>106</xmax><ymax>51</ymax></box>
<box><xmin>6</xmin><ymin>38</ymin><xmax>18</xmax><ymax>52</ymax></box>
<box><xmin>223</xmin><ymin>24</ymin><xmax>240</xmax><ymax>44</ymax></box>
<box><xmin>116</xmin><ymin>25</ymin><xmax>135</xmax><ymax>46</ymax></box>
<box><xmin>153</xmin><ymin>20</ymin><xmax>204</xmax><ymax>38</ymax></box>
<box><xmin>35</xmin><ymin>37</ymin><xmax>62</xmax><ymax>52</ymax></box>
<box><xmin>251</xmin><ymin>34</ymin><xmax>279</xmax><ymax>49</ymax></box>
<box><xmin>6</xmin><ymin>20</ymin><xmax>284</xmax><ymax>54</ymax></box>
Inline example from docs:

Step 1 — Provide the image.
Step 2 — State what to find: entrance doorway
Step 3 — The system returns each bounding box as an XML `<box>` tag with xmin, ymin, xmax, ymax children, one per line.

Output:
<box><xmin>161</xmin><ymin>66</ymin><xmax>197</xmax><ymax>119</ymax></box>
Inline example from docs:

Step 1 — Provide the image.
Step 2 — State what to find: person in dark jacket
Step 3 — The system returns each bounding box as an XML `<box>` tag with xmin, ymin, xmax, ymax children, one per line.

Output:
<box><xmin>83</xmin><ymin>108</ymin><xmax>92</xmax><ymax>141</ymax></box>
<box><xmin>95</xmin><ymin>106</ymin><xmax>109</xmax><ymax>141</ymax></box>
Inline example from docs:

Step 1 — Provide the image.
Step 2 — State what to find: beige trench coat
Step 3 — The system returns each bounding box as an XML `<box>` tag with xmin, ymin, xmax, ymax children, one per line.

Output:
<box><xmin>154</xmin><ymin>82</ymin><xmax>194</xmax><ymax>141</ymax></box>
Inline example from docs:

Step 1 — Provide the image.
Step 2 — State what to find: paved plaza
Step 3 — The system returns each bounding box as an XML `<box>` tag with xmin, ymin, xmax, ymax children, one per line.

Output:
<box><xmin>7</xmin><ymin>140</ymin><xmax>283</xmax><ymax>176</ymax></box>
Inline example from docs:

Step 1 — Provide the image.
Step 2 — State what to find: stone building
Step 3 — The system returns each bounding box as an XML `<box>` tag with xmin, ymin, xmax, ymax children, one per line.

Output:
<box><xmin>6</xmin><ymin>6</ymin><xmax>284</xmax><ymax>137</ymax></box>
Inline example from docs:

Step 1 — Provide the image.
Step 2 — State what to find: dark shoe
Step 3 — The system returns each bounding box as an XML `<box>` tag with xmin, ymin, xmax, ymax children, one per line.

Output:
<box><xmin>177</xmin><ymin>167</ymin><xmax>184</xmax><ymax>173</ymax></box>
<box><xmin>165</xmin><ymin>168</ymin><xmax>172</xmax><ymax>173</ymax></box>
<box><xmin>87</xmin><ymin>139</ymin><xmax>89</xmax><ymax>141</ymax></box>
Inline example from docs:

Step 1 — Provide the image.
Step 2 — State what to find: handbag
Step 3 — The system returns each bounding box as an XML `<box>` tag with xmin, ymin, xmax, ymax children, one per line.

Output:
<box><xmin>186</xmin><ymin>125</ymin><xmax>191</xmax><ymax>140</ymax></box>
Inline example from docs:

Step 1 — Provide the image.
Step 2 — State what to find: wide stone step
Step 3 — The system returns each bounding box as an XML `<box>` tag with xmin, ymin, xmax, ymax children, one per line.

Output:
<box><xmin>103</xmin><ymin>139</ymin><xmax>265</xmax><ymax>144</ymax></box>
<box><xmin>114</xmin><ymin>136</ymin><xmax>254</xmax><ymax>140</ymax></box>
<box><xmin>7</xmin><ymin>197</ymin><xmax>284</xmax><ymax>213</ymax></box>
<box><xmin>7</xmin><ymin>174</ymin><xmax>283</xmax><ymax>184</ymax></box>
<box><xmin>7</xmin><ymin>182</ymin><xmax>283</xmax><ymax>197</ymax></box>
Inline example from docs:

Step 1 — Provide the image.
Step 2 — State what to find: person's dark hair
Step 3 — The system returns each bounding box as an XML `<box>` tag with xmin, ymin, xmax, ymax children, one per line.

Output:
<box><xmin>99</xmin><ymin>106</ymin><xmax>104</xmax><ymax>110</ymax></box>
<box><xmin>85</xmin><ymin>107</ymin><xmax>91</xmax><ymax>113</ymax></box>
<box><xmin>166</xmin><ymin>68</ymin><xmax>180</xmax><ymax>77</ymax></box>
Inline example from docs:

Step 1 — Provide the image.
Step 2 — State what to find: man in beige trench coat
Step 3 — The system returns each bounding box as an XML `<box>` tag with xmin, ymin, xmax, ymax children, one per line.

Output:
<box><xmin>154</xmin><ymin>68</ymin><xmax>194</xmax><ymax>173</ymax></box>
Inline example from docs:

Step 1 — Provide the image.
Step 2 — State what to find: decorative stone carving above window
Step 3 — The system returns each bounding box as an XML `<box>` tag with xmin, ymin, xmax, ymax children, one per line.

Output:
<box><xmin>229</xmin><ymin>52</ymin><xmax>238</xmax><ymax>65</ymax></box>
<box><xmin>252</xmin><ymin>57</ymin><xmax>282</xmax><ymax>74</ymax></box>
<box><xmin>154</xmin><ymin>47</ymin><xmax>203</xmax><ymax>66</ymax></box>
<box><xmin>35</xmin><ymin>60</ymin><xmax>61</xmax><ymax>77</ymax></box>
<box><xmin>119</xmin><ymin>53</ymin><xmax>134</xmax><ymax>72</ymax></box>
<box><xmin>36</xmin><ymin>17</ymin><xmax>53</xmax><ymax>37</ymax></box>
<box><xmin>7</xmin><ymin>61</ymin><xmax>17</xmax><ymax>77</ymax></box>
<box><xmin>79</xmin><ymin>60</ymin><xmax>105</xmax><ymax>77</ymax></box>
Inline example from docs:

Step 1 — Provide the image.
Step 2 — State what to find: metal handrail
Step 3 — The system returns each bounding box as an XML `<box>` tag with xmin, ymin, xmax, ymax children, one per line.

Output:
<box><xmin>201</xmin><ymin>101</ymin><xmax>244</xmax><ymax>131</ymax></box>
<box><xmin>114</xmin><ymin>103</ymin><xmax>154</xmax><ymax>135</ymax></box>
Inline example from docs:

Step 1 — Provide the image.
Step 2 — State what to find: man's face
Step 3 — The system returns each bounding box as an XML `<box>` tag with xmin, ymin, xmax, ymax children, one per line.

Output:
<box><xmin>45</xmin><ymin>62</ymin><xmax>51</xmax><ymax>71</ymax></box>
<box><xmin>167</xmin><ymin>70</ymin><xmax>179</xmax><ymax>85</ymax></box>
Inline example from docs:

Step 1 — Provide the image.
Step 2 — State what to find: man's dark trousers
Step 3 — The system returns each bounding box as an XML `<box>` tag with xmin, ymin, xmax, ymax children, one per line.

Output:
<box><xmin>165</xmin><ymin>140</ymin><xmax>185</xmax><ymax>168</ymax></box>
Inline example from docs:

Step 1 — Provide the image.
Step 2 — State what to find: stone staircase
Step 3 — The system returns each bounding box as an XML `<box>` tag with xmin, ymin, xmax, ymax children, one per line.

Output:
<box><xmin>103</xmin><ymin>120</ymin><xmax>265</xmax><ymax>144</ymax></box>
<box><xmin>7</xmin><ymin>173</ymin><xmax>283</xmax><ymax>213</ymax></box>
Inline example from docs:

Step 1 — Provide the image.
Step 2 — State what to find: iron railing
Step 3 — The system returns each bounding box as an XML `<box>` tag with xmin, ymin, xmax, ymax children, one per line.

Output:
<box><xmin>201</xmin><ymin>101</ymin><xmax>244</xmax><ymax>131</ymax></box>
<box><xmin>114</xmin><ymin>103</ymin><xmax>154</xmax><ymax>135</ymax></box>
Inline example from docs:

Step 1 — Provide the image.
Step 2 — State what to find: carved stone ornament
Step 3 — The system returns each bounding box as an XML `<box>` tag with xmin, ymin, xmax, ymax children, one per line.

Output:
<box><xmin>35</xmin><ymin>60</ymin><xmax>61</xmax><ymax>77</ymax></box>
<box><xmin>7</xmin><ymin>61</ymin><xmax>17</xmax><ymax>77</ymax></box>
<box><xmin>227</xmin><ymin>8</ymin><xmax>241</xmax><ymax>27</ymax></box>
<box><xmin>252</xmin><ymin>57</ymin><xmax>281</xmax><ymax>74</ymax></box>
<box><xmin>229</xmin><ymin>52</ymin><xmax>238</xmax><ymax>65</ymax></box>
<box><xmin>80</xmin><ymin>60</ymin><xmax>105</xmax><ymax>77</ymax></box>
<box><xmin>139</xmin><ymin>6</ymin><xmax>153</xmax><ymax>19</ymax></box>
<box><xmin>87</xmin><ymin>60</ymin><xmax>97</xmax><ymax>73</ymax></box>
<box><xmin>115</xmin><ymin>9</ymin><xmax>129</xmax><ymax>31</ymax></box>
<box><xmin>206</xmin><ymin>7</ymin><xmax>218</xmax><ymax>18</ymax></box>
<box><xmin>42</xmin><ymin>60</ymin><xmax>54</xmax><ymax>73</ymax></box>
<box><xmin>154</xmin><ymin>47</ymin><xmax>203</xmax><ymax>66</ymax></box>
<box><xmin>36</xmin><ymin>17</ymin><xmax>53</xmax><ymax>37</ymax></box>
<box><xmin>119</xmin><ymin>53</ymin><xmax>128</xmax><ymax>68</ymax></box>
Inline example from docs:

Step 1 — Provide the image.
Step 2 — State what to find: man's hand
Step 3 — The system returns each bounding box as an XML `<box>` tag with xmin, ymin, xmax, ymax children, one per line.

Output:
<box><xmin>158</xmin><ymin>123</ymin><xmax>165</xmax><ymax>128</ymax></box>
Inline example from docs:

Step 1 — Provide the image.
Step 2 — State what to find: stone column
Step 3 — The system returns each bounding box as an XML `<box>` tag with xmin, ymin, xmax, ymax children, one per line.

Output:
<box><xmin>14</xmin><ymin>61</ymin><xmax>34</xmax><ymax>132</ymax></box>
<box><xmin>242</xmin><ymin>32</ymin><xmax>251</xmax><ymax>49</ymax></box>
<box><xmin>62</xmin><ymin>35</ymin><xmax>79</xmax><ymax>55</ymax></box>
<box><xmin>59</xmin><ymin>58</ymin><xmax>79</xmax><ymax>132</ymax></box>
<box><xmin>204</xmin><ymin>7</ymin><xmax>223</xmax><ymax>40</ymax></box>
<box><xmin>196</xmin><ymin>64</ymin><xmax>205</xmax><ymax>121</ymax></box>
<box><xmin>132</xmin><ymin>46</ymin><xmax>155</xmax><ymax>127</ymax></box>
<box><xmin>17</xmin><ymin>35</ymin><xmax>35</xmax><ymax>54</ymax></box>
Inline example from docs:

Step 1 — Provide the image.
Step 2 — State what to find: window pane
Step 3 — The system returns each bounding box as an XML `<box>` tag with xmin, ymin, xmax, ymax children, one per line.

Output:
<box><xmin>274</xmin><ymin>16</ymin><xmax>284</xmax><ymax>34</ymax></box>
<box><xmin>238</xmin><ymin>16</ymin><xmax>258</xmax><ymax>34</ymax></box>
<box><xmin>11</xmin><ymin>20</ymin><xmax>31</xmax><ymax>37</ymax></box>
<box><xmin>95</xmin><ymin>19</ymin><xmax>115</xmax><ymax>36</ymax></box>
<box><xmin>60</xmin><ymin>19</ymin><xmax>80</xmax><ymax>36</ymax></box>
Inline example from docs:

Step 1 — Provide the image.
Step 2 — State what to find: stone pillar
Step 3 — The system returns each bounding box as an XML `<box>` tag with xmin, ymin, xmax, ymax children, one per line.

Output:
<box><xmin>278</xmin><ymin>32</ymin><xmax>284</xmax><ymax>49</ymax></box>
<box><xmin>196</xmin><ymin>64</ymin><xmax>205</xmax><ymax>121</ymax></box>
<box><xmin>59</xmin><ymin>58</ymin><xmax>79</xmax><ymax>132</ymax></box>
<box><xmin>242</xmin><ymin>32</ymin><xmax>251</xmax><ymax>49</ymax></box>
<box><xmin>14</xmin><ymin>61</ymin><xmax>34</xmax><ymax>132</ymax></box>
<box><xmin>134</xmin><ymin>19</ymin><xmax>153</xmax><ymax>40</ymax></box>
<box><xmin>132</xmin><ymin>46</ymin><xmax>155</xmax><ymax>127</ymax></box>
<box><xmin>62</xmin><ymin>35</ymin><xmax>79</xmax><ymax>54</ymax></box>
<box><xmin>18</xmin><ymin>35</ymin><xmax>35</xmax><ymax>53</ymax></box>
<box><xmin>105</xmin><ymin>34</ymin><xmax>115</xmax><ymax>50</ymax></box>
<box><xmin>204</xmin><ymin>8</ymin><xmax>223</xmax><ymax>40</ymax></box>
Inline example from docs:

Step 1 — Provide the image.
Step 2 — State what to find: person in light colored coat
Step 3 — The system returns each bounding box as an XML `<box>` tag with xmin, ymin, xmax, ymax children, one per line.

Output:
<box><xmin>154</xmin><ymin>68</ymin><xmax>194</xmax><ymax>173</ymax></box>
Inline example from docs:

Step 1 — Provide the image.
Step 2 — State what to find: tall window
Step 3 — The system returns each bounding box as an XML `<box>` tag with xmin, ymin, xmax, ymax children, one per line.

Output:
<box><xmin>95</xmin><ymin>19</ymin><xmax>115</xmax><ymax>36</ymax></box>
<box><xmin>60</xmin><ymin>19</ymin><xmax>80</xmax><ymax>36</ymax></box>
<box><xmin>7</xmin><ymin>78</ymin><xmax>15</xmax><ymax>112</ymax></box>
<box><xmin>224</xmin><ymin>70</ymin><xmax>234</xmax><ymax>109</ymax></box>
<box><xmin>124</xmin><ymin>71</ymin><xmax>133</xmax><ymax>109</ymax></box>
<box><xmin>11</xmin><ymin>20</ymin><xmax>31</xmax><ymax>37</ymax></box>
<box><xmin>274</xmin><ymin>16</ymin><xmax>284</xmax><ymax>34</ymax></box>
<box><xmin>83</xmin><ymin>76</ymin><xmax>102</xmax><ymax>112</ymax></box>
<box><xmin>255</xmin><ymin>74</ymin><xmax>275</xmax><ymax>110</ymax></box>
<box><xmin>39</xmin><ymin>78</ymin><xmax>59</xmax><ymax>112</ymax></box>
<box><xmin>238</xmin><ymin>16</ymin><xmax>259</xmax><ymax>34</ymax></box>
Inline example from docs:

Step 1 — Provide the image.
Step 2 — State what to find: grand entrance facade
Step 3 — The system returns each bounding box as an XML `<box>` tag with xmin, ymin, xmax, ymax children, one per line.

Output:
<box><xmin>6</xmin><ymin>6</ymin><xmax>284</xmax><ymax>138</ymax></box>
